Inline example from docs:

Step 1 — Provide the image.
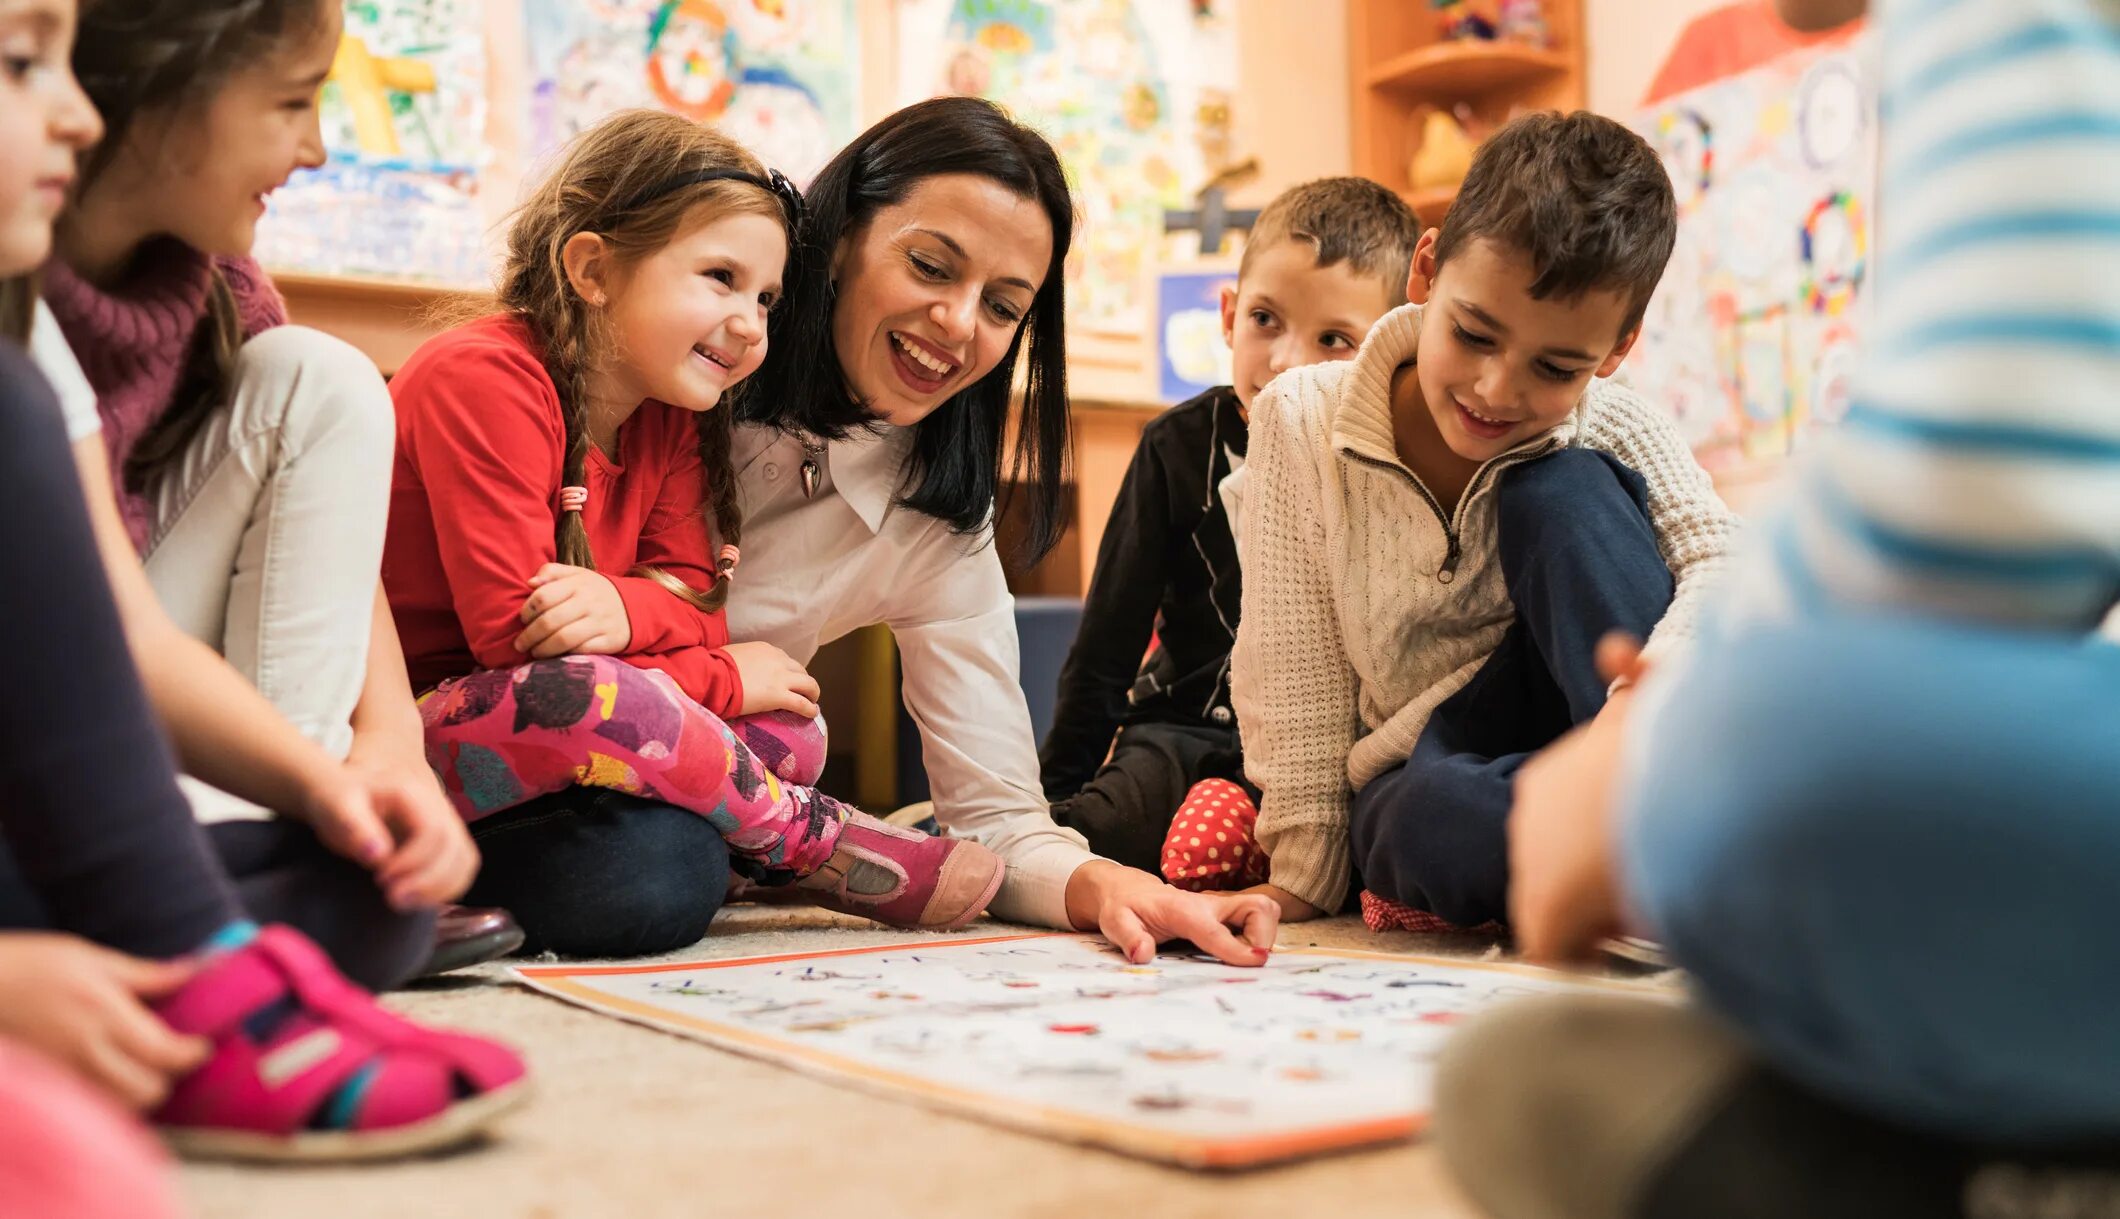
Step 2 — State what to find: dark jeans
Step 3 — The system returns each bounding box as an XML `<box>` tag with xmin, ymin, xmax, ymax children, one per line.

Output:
<box><xmin>464</xmin><ymin>786</ymin><xmax>731</xmax><ymax>958</ymax></box>
<box><xmin>0</xmin><ymin>346</ymin><xmax>434</xmax><ymax>991</ymax></box>
<box><xmin>1349</xmin><ymin>449</ymin><xmax>1676</xmax><ymax>927</ymax></box>
<box><xmin>1049</xmin><ymin>719</ymin><xmax>1248</xmax><ymax>873</ymax></box>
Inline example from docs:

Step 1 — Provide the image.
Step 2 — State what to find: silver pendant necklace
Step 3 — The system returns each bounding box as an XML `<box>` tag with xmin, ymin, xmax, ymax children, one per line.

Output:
<box><xmin>799</xmin><ymin>437</ymin><xmax>824</xmax><ymax>500</ymax></box>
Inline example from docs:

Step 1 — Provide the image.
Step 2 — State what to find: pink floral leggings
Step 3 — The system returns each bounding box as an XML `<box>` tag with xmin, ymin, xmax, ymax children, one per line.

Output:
<box><xmin>418</xmin><ymin>656</ymin><xmax>849</xmax><ymax>877</ymax></box>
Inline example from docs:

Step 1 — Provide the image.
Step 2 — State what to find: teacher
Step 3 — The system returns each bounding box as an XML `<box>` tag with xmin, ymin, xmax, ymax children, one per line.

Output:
<box><xmin>730</xmin><ymin>96</ymin><xmax>1279</xmax><ymax>966</ymax></box>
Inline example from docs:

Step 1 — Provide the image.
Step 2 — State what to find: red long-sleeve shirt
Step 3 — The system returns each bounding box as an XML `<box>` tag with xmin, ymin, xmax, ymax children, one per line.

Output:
<box><xmin>382</xmin><ymin>315</ymin><xmax>743</xmax><ymax>717</ymax></box>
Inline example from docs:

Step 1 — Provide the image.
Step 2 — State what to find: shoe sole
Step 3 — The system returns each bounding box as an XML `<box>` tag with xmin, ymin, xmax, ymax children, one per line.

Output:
<box><xmin>162</xmin><ymin>1078</ymin><xmax>532</xmax><ymax>1164</ymax></box>
<box><xmin>418</xmin><ymin>925</ymin><xmax>528</xmax><ymax>978</ymax></box>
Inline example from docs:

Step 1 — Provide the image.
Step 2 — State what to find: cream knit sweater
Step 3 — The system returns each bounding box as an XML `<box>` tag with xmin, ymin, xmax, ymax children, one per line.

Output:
<box><xmin>1231</xmin><ymin>303</ymin><xmax>1738</xmax><ymax>912</ymax></box>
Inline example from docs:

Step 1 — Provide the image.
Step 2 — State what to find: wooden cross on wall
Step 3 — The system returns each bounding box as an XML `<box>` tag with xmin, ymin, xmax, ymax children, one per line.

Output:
<box><xmin>1163</xmin><ymin>158</ymin><xmax>1263</xmax><ymax>256</ymax></box>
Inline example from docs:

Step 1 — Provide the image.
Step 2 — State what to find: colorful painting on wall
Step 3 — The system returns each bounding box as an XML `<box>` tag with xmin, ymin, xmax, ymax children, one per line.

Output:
<box><xmin>894</xmin><ymin>0</ymin><xmax>1241</xmax><ymax>339</ymax></box>
<box><xmin>524</xmin><ymin>0</ymin><xmax>860</xmax><ymax>185</ymax></box>
<box><xmin>254</xmin><ymin>0</ymin><xmax>490</xmax><ymax>285</ymax></box>
<box><xmin>1626</xmin><ymin>36</ymin><xmax>1876</xmax><ymax>473</ymax></box>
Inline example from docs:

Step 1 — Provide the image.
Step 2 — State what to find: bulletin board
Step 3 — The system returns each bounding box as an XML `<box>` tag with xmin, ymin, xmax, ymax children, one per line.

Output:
<box><xmin>1625</xmin><ymin>34</ymin><xmax>1876</xmax><ymax>475</ymax></box>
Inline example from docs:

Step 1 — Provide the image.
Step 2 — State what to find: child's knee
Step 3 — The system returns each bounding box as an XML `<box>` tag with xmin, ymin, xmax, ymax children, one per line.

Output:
<box><xmin>732</xmin><ymin>709</ymin><xmax>829</xmax><ymax>787</ymax></box>
<box><xmin>231</xmin><ymin>326</ymin><xmax>393</xmax><ymax>463</ymax></box>
<box><xmin>1496</xmin><ymin>449</ymin><xmax>1649</xmax><ymax>550</ymax></box>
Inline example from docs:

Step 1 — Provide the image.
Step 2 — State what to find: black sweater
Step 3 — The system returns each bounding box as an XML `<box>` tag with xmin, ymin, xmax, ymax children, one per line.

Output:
<box><xmin>1040</xmin><ymin>387</ymin><xmax>1247</xmax><ymax>800</ymax></box>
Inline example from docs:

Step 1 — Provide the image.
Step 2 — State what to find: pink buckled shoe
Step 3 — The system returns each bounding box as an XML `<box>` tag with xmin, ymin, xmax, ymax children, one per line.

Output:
<box><xmin>794</xmin><ymin>813</ymin><xmax>1005</xmax><ymax>931</ymax></box>
<box><xmin>152</xmin><ymin>925</ymin><xmax>529</xmax><ymax>1162</ymax></box>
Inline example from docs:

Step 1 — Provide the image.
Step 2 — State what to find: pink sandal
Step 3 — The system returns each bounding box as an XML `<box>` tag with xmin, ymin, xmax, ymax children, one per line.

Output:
<box><xmin>152</xmin><ymin>926</ymin><xmax>529</xmax><ymax>1162</ymax></box>
<box><xmin>794</xmin><ymin>812</ymin><xmax>1005</xmax><ymax>931</ymax></box>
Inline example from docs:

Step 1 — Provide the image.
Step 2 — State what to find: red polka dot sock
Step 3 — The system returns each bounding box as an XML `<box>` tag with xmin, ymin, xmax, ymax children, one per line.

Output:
<box><xmin>1159</xmin><ymin>779</ymin><xmax>1268</xmax><ymax>892</ymax></box>
<box><xmin>1359</xmin><ymin>889</ymin><xmax>1504</xmax><ymax>935</ymax></box>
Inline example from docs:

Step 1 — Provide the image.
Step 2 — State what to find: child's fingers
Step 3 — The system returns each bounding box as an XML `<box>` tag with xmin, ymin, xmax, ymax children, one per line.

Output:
<box><xmin>528</xmin><ymin>617</ymin><xmax>607</xmax><ymax>660</ymax></box>
<box><xmin>81</xmin><ymin>1034</ymin><xmax>170</xmax><ymax>1112</ymax></box>
<box><xmin>518</xmin><ymin>578</ymin><xmax>581</xmax><ymax>625</ymax></box>
<box><xmin>1595</xmin><ymin>632</ymin><xmax>1646</xmax><ymax>684</ymax></box>
<box><xmin>105</xmin><ymin>992</ymin><xmax>208</xmax><ymax>1077</ymax></box>
<box><xmin>788</xmin><ymin>669</ymin><xmax>822</xmax><ymax>702</ymax></box>
<box><xmin>515</xmin><ymin>601</ymin><xmax>587</xmax><ymax>653</ymax></box>
<box><xmin>111</xmin><ymin>953</ymin><xmax>198</xmax><ymax>1000</ymax></box>
<box><xmin>527</xmin><ymin>563</ymin><xmax>578</xmax><ymax>589</ymax></box>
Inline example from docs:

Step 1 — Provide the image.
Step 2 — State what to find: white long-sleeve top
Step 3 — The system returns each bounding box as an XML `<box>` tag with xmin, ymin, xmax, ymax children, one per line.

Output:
<box><xmin>724</xmin><ymin>423</ymin><xmax>1097</xmax><ymax>928</ymax></box>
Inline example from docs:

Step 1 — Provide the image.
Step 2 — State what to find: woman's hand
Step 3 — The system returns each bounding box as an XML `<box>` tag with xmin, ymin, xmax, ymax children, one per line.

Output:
<box><xmin>516</xmin><ymin>564</ymin><xmax>632</xmax><ymax>659</ymax></box>
<box><xmin>1064</xmin><ymin>860</ymin><xmax>1280</xmax><ymax>966</ymax></box>
<box><xmin>0</xmin><ymin>934</ymin><xmax>208</xmax><ymax>1111</ymax></box>
<box><xmin>724</xmin><ymin>641</ymin><xmax>823</xmax><ymax>719</ymax></box>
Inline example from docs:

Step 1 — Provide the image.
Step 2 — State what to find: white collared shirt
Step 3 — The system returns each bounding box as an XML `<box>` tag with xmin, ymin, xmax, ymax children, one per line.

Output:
<box><xmin>725</xmin><ymin>423</ymin><xmax>1096</xmax><ymax>927</ymax></box>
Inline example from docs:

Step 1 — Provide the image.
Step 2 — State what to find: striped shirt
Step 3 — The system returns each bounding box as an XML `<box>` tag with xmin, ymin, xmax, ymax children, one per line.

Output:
<box><xmin>1722</xmin><ymin>0</ymin><xmax>2120</xmax><ymax>629</ymax></box>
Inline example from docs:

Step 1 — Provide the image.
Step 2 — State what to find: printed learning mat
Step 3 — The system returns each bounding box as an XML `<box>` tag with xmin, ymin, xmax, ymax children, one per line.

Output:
<box><xmin>515</xmin><ymin>934</ymin><xmax>1648</xmax><ymax>1168</ymax></box>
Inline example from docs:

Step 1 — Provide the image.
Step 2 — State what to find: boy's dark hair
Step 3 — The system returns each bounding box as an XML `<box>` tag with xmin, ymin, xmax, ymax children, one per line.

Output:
<box><xmin>1435</xmin><ymin>110</ymin><xmax>1678</xmax><ymax>334</ymax></box>
<box><xmin>1239</xmin><ymin>177</ymin><xmax>1423</xmax><ymax>306</ymax></box>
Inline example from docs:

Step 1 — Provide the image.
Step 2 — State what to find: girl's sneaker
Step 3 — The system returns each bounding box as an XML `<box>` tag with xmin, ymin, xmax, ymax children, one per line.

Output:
<box><xmin>794</xmin><ymin>812</ymin><xmax>1005</xmax><ymax>931</ymax></box>
<box><xmin>152</xmin><ymin>925</ymin><xmax>529</xmax><ymax>1162</ymax></box>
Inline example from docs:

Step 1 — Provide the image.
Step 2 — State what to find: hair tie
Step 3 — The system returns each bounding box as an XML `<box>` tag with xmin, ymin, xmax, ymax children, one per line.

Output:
<box><xmin>716</xmin><ymin>543</ymin><xmax>741</xmax><ymax>581</ymax></box>
<box><xmin>617</xmin><ymin>167</ymin><xmax>807</xmax><ymax>230</ymax></box>
<box><xmin>558</xmin><ymin>486</ymin><xmax>589</xmax><ymax>513</ymax></box>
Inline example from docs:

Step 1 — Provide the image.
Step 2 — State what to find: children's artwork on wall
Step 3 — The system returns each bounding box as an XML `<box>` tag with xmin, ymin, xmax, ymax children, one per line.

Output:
<box><xmin>254</xmin><ymin>0</ymin><xmax>489</xmax><ymax>285</ymax></box>
<box><xmin>1157</xmin><ymin>270</ymin><xmax>1235</xmax><ymax>402</ymax></box>
<box><xmin>524</xmin><ymin>0</ymin><xmax>860</xmax><ymax>185</ymax></box>
<box><xmin>894</xmin><ymin>0</ymin><xmax>1241</xmax><ymax>339</ymax></box>
<box><xmin>1626</xmin><ymin>35</ymin><xmax>1876</xmax><ymax>473</ymax></box>
<box><xmin>516</xmin><ymin>933</ymin><xmax>1649</xmax><ymax>1167</ymax></box>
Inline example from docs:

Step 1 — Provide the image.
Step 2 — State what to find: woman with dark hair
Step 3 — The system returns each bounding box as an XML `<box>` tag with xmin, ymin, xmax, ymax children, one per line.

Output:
<box><xmin>496</xmin><ymin>97</ymin><xmax>1278</xmax><ymax>962</ymax></box>
<box><xmin>722</xmin><ymin>97</ymin><xmax>1281</xmax><ymax>964</ymax></box>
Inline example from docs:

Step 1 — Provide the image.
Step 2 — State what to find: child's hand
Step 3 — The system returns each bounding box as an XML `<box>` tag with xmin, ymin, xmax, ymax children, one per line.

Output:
<box><xmin>724</xmin><ymin>641</ymin><xmax>823</xmax><ymax>719</ymax></box>
<box><xmin>1508</xmin><ymin>634</ymin><xmax>1649</xmax><ymax>964</ymax></box>
<box><xmin>1064</xmin><ymin>860</ymin><xmax>1281</xmax><ymax>967</ymax></box>
<box><xmin>304</xmin><ymin>745</ymin><xmax>480</xmax><ymax>911</ymax></box>
<box><xmin>516</xmin><ymin>564</ymin><xmax>633</xmax><ymax>658</ymax></box>
<box><xmin>0</xmin><ymin>934</ymin><xmax>209</xmax><ymax>1111</ymax></box>
<box><xmin>1237</xmin><ymin>883</ymin><xmax>1325</xmax><ymax>922</ymax></box>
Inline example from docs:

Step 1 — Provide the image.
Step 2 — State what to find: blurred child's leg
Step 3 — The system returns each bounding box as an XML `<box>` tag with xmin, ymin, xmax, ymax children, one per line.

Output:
<box><xmin>1434</xmin><ymin>994</ymin><xmax>2025</xmax><ymax>1219</ymax></box>
<box><xmin>0</xmin><ymin>347</ymin><xmax>243</xmax><ymax>958</ymax></box>
<box><xmin>205</xmin><ymin>821</ymin><xmax>435</xmax><ymax>991</ymax></box>
<box><xmin>421</xmin><ymin>656</ymin><xmax>850</xmax><ymax>876</ymax></box>
<box><xmin>1625</xmin><ymin>616</ymin><xmax>2120</xmax><ymax>1141</ymax></box>
<box><xmin>465</xmin><ymin>788</ymin><xmax>732</xmax><ymax>957</ymax></box>
<box><xmin>139</xmin><ymin>327</ymin><xmax>391</xmax><ymax>763</ymax></box>
<box><xmin>1351</xmin><ymin>451</ymin><xmax>1674</xmax><ymax>927</ymax></box>
<box><xmin>1050</xmin><ymin>721</ymin><xmax>1245</xmax><ymax>872</ymax></box>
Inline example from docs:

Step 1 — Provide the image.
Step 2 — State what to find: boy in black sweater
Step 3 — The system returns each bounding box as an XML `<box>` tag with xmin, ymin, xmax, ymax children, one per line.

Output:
<box><xmin>1042</xmin><ymin>178</ymin><xmax>1421</xmax><ymax>884</ymax></box>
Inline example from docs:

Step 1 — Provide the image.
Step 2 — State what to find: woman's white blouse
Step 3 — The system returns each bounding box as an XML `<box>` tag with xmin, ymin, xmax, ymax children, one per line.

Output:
<box><xmin>724</xmin><ymin>423</ymin><xmax>1097</xmax><ymax>927</ymax></box>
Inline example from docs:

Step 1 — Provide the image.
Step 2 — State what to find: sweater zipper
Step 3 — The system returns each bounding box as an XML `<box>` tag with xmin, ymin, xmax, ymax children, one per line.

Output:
<box><xmin>1343</xmin><ymin>436</ymin><xmax>1563</xmax><ymax>583</ymax></box>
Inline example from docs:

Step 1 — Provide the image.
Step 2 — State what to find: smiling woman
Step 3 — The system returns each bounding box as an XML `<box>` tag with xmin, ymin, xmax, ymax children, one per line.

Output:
<box><xmin>723</xmin><ymin>97</ymin><xmax>1286</xmax><ymax>966</ymax></box>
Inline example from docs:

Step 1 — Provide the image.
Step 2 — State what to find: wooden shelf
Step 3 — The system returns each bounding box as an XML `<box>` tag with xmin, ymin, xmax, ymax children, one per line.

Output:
<box><xmin>273</xmin><ymin>270</ymin><xmax>493</xmax><ymax>376</ymax></box>
<box><xmin>1364</xmin><ymin>41</ymin><xmax>1571</xmax><ymax>101</ymax></box>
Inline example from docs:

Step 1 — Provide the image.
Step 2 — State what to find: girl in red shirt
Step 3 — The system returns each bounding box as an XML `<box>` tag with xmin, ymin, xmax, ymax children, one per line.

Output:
<box><xmin>384</xmin><ymin>111</ymin><xmax>1005</xmax><ymax>937</ymax></box>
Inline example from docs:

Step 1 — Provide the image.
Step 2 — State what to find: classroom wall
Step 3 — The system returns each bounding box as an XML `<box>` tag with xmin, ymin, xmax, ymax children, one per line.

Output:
<box><xmin>1227</xmin><ymin>0</ymin><xmax>1353</xmax><ymax>206</ymax></box>
<box><xmin>1587</xmin><ymin>0</ymin><xmax>1733</xmax><ymax>115</ymax></box>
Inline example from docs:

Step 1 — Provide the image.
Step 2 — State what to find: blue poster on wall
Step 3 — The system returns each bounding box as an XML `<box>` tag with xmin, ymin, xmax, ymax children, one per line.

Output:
<box><xmin>1157</xmin><ymin>270</ymin><xmax>1237</xmax><ymax>403</ymax></box>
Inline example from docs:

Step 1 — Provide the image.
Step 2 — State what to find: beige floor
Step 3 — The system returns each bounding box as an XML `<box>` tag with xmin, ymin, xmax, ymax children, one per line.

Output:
<box><xmin>178</xmin><ymin>909</ymin><xmax>1529</xmax><ymax>1219</ymax></box>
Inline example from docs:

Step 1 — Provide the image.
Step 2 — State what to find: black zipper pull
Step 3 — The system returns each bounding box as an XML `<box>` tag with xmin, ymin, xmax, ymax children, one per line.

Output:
<box><xmin>1438</xmin><ymin>536</ymin><xmax>1460</xmax><ymax>583</ymax></box>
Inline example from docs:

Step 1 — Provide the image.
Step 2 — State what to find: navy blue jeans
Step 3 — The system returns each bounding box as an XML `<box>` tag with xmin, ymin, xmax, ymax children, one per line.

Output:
<box><xmin>1349</xmin><ymin>449</ymin><xmax>1676</xmax><ymax>927</ymax></box>
<box><xmin>464</xmin><ymin>786</ymin><xmax>731</xmax><ymax>958</ymax></box>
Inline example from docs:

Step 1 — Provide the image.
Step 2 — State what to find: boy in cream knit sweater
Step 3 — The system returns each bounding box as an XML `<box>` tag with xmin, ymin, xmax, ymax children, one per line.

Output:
<box><xmin>1230</xmin><ymin>111</ymin><xmax>1736</xmax><ymax>927</ymax></box>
